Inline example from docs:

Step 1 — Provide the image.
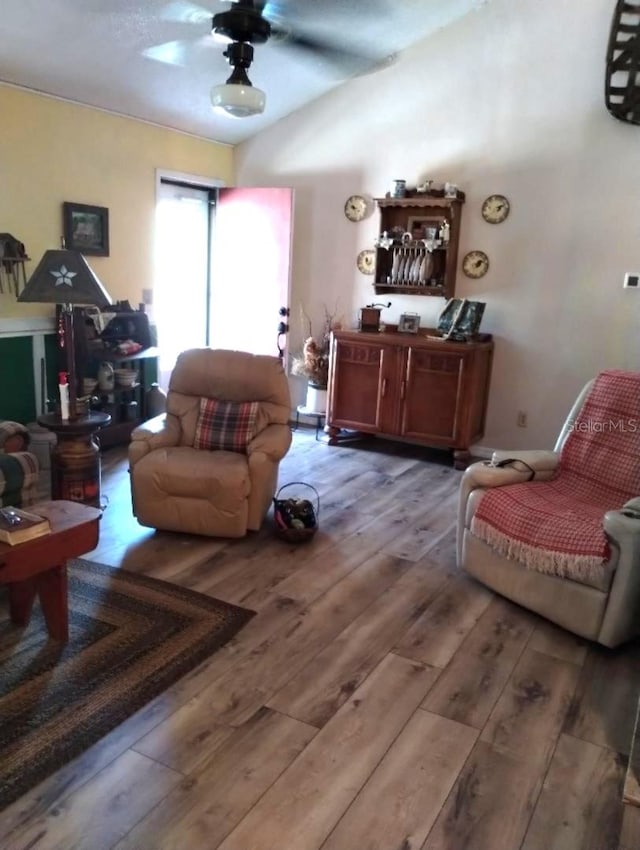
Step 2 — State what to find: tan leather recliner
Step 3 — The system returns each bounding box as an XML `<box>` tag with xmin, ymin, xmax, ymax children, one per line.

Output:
<box><xmin>129</xmin><ymin>348</ymin><xmax>292</xmax><ymax>538</ymax></box>
<box><xmin>458</xmin><ymin>371</ymin><xmax>640</xmax><ymax>648</ymax></box>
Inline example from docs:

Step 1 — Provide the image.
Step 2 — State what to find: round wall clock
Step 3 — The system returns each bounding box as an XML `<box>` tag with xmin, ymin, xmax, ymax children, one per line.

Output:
<box><xmin>344</xmin><ymin>195</ymin><xmax>371</xmax><ymax>222</ymax></box>
<box><xmin>481</xmin><ymin>194</ymin><xmax>510</xmax><ymax>224</ymax></box>
<box><xmin>462</xmin><ymin>250</ymin><xmax>490</xmax><ymax>279</ymax></box>
<box><xmin>357</xmin><ymin>249</ymin><xmax>376</xmax><ymax>275</ymax></box>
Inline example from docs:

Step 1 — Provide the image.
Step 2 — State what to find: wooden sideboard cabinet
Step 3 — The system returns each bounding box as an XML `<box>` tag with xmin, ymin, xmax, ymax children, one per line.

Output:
<box><xmin>327</xmin><ymin>329</ymin><xmax>493</xmax><ymax>467</ymax></box>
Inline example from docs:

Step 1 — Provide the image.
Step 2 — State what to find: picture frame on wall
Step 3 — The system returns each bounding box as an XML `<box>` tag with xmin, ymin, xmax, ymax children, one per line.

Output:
<box><xmin>63</xmin><ymin>202</ymin><xmax>110</xmax><ymax>256</ymax></box>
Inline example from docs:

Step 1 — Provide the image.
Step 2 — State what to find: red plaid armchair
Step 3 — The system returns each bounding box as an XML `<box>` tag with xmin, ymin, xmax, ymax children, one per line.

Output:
<box><xmin>129</xmin><ymin>349</ymin><xmax>292</xmax><ymax>538</ymax></box>
<box><xmin>458</xmin><ymin>370</ymin><xmax>640</xmax><ymax>647</ymax></box>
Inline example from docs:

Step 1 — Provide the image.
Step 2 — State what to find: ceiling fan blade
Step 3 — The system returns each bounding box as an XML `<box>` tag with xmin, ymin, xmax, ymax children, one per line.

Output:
<box><xmin>142</xmin><ymin>36</ymin><xmax>213</xmax><ymax>67</ymax></box>
<box><xmin>159</xmin><ymin>1</ymin><xmax>214</xmax><ymax>25</ymax></box>
<box><xmin>271</xmin><ymin>27</ymin><xmax>390</xmax><ymax>76</ymax></box>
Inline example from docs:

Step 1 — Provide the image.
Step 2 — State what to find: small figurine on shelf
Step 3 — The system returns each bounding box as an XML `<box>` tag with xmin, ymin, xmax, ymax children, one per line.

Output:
<box><xmin>416</xmin><ymin>180</ymin><xmax>433</xmax><ymax>194</ymax></box>
<box><xmin>439</xmin><ymin>220</ymin><xmax>450</xmax><ymax>244</ymax></box>
<box><xmin>374</xmin><ymin>231</ymin><xmax>394</xmax><ymax>251</ymax></box>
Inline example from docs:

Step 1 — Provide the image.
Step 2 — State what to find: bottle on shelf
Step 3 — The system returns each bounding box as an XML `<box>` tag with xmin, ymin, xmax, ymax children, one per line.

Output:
<box><xmin>58</xmin><ymin>372</ymin><xmax>70</xmax><ymax>421</ymax></box>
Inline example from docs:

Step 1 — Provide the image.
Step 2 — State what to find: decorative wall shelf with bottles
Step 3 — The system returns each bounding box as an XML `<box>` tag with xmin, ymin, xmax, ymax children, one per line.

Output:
<box><xmin>373</xmin><ymin>196</ymin><xmax>464</xmax><ymax>298</ymax></box>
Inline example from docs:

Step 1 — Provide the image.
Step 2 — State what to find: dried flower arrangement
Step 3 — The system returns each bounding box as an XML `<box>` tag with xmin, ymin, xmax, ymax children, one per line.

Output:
<box><xmin>291</xmin><ymin>305</ymin><xmax>341</xmax><ymax>388</ymax></box>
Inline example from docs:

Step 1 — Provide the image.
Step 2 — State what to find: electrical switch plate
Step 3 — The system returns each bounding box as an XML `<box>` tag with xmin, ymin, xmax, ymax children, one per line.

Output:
<box><xmin>623</xmin><ymin>273</ymin><xmax>639</xmax><ymax>288</ymax></box>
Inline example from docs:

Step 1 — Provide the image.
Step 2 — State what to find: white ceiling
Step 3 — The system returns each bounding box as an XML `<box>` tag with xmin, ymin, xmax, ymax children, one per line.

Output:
<box><xmin>0</xmin><ymin>0</ymin><xmax>488</xmax><ymax>146</ymax></box>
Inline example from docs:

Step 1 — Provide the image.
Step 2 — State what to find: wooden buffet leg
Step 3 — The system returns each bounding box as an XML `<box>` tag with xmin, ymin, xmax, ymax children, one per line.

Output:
<box><xmin>327</xmin><ymin>427</ymin><xmax>367</xmax><ymax>446</ymax></box>
<box><xmin>453</xmin><ymin>449</ymin><xmax>471</xmax><ymax>470</ymax></box>
<box><xmin>328</xmin><ymin>426</ymin><xmax>342</xmax><ymax>446</ymax></box>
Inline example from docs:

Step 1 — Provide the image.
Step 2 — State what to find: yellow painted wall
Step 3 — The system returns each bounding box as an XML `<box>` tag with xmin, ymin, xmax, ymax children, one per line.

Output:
<box><xmin>0</xmin><ymin>85</ymin><xmax>233</xmax><ymax>318</ymax></box>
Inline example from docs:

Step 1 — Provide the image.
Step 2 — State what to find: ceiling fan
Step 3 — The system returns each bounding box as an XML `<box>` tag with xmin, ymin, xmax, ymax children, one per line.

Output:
<box><xmin>146</xmin><ymin>0</ymin><xmax>389</xmax><ymax>119</ymax></box>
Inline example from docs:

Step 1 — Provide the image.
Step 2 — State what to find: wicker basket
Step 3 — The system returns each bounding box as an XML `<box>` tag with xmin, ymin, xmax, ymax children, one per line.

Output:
<box><xmin>273</xmin><ymin>481</ymin><xmax>320</xmax><ymax>543</ymax></box>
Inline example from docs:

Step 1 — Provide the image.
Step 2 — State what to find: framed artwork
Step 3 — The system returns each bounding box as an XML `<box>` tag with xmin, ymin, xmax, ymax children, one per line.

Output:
<box><xmin>63</xmin><ymin>202</ymin><xmax>110</xmax><ymax>256</ymax></box>
<box><xmin>398</xmin><ymin>313</ymin><xmax>420</xmax><ymax>334</ymax></box>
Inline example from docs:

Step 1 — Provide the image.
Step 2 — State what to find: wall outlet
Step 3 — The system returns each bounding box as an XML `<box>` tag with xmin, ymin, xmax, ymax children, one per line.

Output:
<box><xmin>624</xmin><ymin>273</ymin><xmax>639</xmax><ymax>288</ymax></box>
<box><xmin>142</xmin><ymin>288</ymin><xmax>153</xmax><ymax>304</ymax></box>
<box><xmin>517</xmin><ymin>411</ymin><xmax>528</xmax><ymax>428</ymax></box>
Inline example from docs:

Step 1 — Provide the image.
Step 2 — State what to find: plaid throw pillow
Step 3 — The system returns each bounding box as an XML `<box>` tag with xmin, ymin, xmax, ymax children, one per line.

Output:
<box><xmin>194</xmin><ymin>398</ymin><xmax>259</xmax><ymax>453</ymax></box>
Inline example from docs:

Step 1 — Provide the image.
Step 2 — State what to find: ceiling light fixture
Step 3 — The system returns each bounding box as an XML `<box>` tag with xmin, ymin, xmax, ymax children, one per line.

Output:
<box><xmin>210</xmin><ymin>41</ymin><xmax>265</xmax><ymax>118</ymax></box>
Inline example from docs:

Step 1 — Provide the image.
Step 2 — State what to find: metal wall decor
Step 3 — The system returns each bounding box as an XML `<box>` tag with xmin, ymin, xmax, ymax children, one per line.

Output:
<box><xmin>605</xmin><ymin>0</ymin><xmax>640</xmax><ymax>125</ymax></box>
<box><xmin>0</xmin><ymin>233</ymin><xmax>30</xmax><ymax>296</ymax></box>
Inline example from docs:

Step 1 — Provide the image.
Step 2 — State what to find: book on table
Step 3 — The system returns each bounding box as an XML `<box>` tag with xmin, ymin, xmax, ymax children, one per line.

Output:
<box><xmin>0</xmin><ymin>506</ymin><xmax>51</xmax><ymax>545</ymax></box>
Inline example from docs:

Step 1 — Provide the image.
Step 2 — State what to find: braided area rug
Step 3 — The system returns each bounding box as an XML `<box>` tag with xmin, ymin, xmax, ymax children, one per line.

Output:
<box><xmin>0</xmin><ymin>559</ymin><xmax>254</xmax><ymax>812</ymax></box>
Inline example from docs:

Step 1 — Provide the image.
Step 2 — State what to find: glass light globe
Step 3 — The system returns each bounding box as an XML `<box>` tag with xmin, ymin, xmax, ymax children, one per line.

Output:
<box><xmin>210</xmin><ymin>83</ymin><xmax>266</xmax><ymax>118</ymax></box>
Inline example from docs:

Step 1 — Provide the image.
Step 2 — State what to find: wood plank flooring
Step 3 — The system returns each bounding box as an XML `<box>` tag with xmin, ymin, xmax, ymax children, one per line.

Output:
<box><xmin>1</xmin><ymin>429</ymin><xmax>639</xmax><ymax>850</ymax></box>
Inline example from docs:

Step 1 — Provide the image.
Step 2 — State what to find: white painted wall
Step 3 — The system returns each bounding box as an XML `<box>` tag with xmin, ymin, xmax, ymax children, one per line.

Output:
<box><xmin>236</xmin><ymin>0</ymin><xmax>640</xmax><ymax>451</ymax></box>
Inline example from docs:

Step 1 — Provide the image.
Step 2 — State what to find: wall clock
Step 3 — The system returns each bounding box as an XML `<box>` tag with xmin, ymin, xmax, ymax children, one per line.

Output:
<box><xmin>344</xmin><ymin>195</ymin><xmax>371</xmax><ymax>222</ymax></box>
<box><xmin>605</xmin><ymin>0</ymin><xmax>640</xmax><ymax>125</ymax></box>
<box><xmin>357</xmin><ymin>249</ymin><xmax>376</xmax><ymax>275</ymax></box>
<box><xmin>462</xmin><ymin>250</ymin><xmax>489</xmax><ymax>279</ymax></box>
<box><xmin>481</xmin><ymin>194</ymin><xmax>510</xmax><ymax>224</ymax></box>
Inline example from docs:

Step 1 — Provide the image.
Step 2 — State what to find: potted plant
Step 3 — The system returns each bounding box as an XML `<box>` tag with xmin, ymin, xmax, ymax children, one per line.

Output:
<box><xmin>291</xmin><ymin>306</ymin><xmax>340</xmax><ymax>414</ymax></box>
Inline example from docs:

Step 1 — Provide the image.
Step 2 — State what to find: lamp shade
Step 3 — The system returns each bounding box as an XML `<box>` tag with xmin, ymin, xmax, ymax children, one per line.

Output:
<box><xmin>17</xmin><ymin>249</ymin><xmax>112</xmax><ymax>307</ymax></box>
<box><xmin>210</xmin><ymin>83</ymin><xmax>266</xmax><ymax>118</ymax></box>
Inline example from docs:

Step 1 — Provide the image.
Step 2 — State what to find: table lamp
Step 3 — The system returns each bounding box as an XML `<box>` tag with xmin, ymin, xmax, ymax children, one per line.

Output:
<box><xmin>18</xmin><ymin>248</ymin><xmax>112</xmax><ymax>419</ymax></box>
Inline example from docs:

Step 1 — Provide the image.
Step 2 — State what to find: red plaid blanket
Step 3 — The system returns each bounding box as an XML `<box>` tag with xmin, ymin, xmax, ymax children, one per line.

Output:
<box><xmin>471</xmin><ymin>370</ymin><xmax>640</xmax><ymax>583</ymax></box>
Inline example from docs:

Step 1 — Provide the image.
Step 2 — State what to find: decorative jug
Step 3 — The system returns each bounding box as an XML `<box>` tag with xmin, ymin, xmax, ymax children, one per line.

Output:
<box><xmin>98</xmin><ymin>361</ymin><xmax>115</xmax><ymax>391</ymax></box>
<box><xmin>145</xmin><ymin>382</ymin><xmax>167</xmax><ymax>417</ymax></box>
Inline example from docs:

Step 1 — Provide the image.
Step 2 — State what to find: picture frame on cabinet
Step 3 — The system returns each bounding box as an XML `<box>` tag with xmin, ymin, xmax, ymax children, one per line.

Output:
<box><xmin>63</xmin><ymin>202</ymin><xmax>110</xmax><ymax>256</ymax></box>
<box><xmin>407</xmin><ymin>216</ymin><xmax>442</xmax><ymax>240</ymax></box>
<box><xmin>398</xmin><ymin>313</ymin><xmax>420</xmax><ymax>334</ymax></box>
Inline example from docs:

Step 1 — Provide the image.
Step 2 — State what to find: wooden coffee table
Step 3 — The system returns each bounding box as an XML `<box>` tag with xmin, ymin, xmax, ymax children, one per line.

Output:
<box><xmin>0</xmin><ymin>500</ymin><xmax>101</xmax><ymax>641</ymax></box>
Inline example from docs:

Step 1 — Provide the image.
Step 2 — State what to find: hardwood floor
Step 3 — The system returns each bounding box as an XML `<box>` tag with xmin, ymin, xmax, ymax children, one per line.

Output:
<box><xmin>1</xmin><ymin>429</ymin><xmax>639</xmax><ymax>850</ymax></box>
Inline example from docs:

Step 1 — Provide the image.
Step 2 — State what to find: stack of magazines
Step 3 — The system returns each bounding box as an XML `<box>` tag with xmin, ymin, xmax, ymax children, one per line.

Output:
<box><xmin>0</xmin><ymin>507</ymin><xmax>51</xmax><ymax>546</ymax></box>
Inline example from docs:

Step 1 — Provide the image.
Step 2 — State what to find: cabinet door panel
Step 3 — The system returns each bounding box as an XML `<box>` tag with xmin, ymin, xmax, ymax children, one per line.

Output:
<box><xmin>401</xmin><ymin>349</ymin><xmax>464</xmax><ymax>443</ymax></box>
<box><xmin>329</xmin><ymin>340</ymin><xmax>389</xmax><ymax>432</ymax></box>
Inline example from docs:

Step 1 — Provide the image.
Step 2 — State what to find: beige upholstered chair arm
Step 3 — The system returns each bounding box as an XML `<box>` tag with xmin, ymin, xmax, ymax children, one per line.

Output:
<box><xmin>246</xmin><ymin>424</ymin><xmax>292</xmax><ymax>532</ymax></box>
<box><xmin>490</xmin><ymin>450</ymin><xmax>560</xmax><ymax>475</ymax></box>
<box><xmin>461</xmin><ymin>451</ymin><xmax>560</xmax><ymax>497</ymax></box>
<box><xmin>621</xmin><ymin>496</ymin><xmax>640</xmax><ymax>517</ymax></box>
<box><xmin>598</xmin><ymin>500</ymin><xmax>640</xmax><ymax>647</ymax></box>
<box><xmin>247</xmin><ymin>423</ymin><xmax>292</xmax><ymax>462</ymax></box>
<box><xmin>129</xmin><ymin>414</ymin><xmax>181</xmax><ymax>468</ymax></box>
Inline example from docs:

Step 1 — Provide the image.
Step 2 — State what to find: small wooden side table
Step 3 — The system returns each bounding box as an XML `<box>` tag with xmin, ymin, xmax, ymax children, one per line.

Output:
<box><xmin>37</xmin><ymin>412</ymin><xmax>111</xmax><ymax>508</ymax></box>
<box><xmin>295</xmin><ymin>404</ymin><xmax>326</xmax><ymax>441</ymax></box>
<box><xmin>0</xmin><ymin>500</ymin><xmax>101</xmax><ymax>641</ymax></box>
